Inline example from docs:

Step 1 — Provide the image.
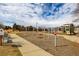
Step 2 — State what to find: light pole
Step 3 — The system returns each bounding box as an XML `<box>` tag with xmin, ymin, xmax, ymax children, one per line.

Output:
<box><xmin>33</xmin><ymin>26</ymin><xmax>34</xmax><ymax>32</ymax></box>
<box><xmin>54</xmin><ymin>34</ymin><xmax>57</xmax><ymax>47</ymax></box>
<box><xmin>48</xmin><ymin>28</ymin><xmax>50</xmax><ymax>39</ymax></box>
<box><xmin>51</xmin><ymin>27</ymin><xmax>52</xmax><ymax>33</ymax></box>
<box><xmin>44</xmin><ymin>25</ymin><xmax>46</xmax><ymax>40</ymax></box>
<box><xmin>54</xmin><ymin>29</ymin><xmax>57</xmax><ymax>47</ymax></box>
<box><xmin>36</xmin><ymin>22</ymin><xmax>38</xmax><ymax>32</ymax></box>
<box><xmin>44</xmin><ymin>26</ymin><xmax>45</xmax><ymax>33</ymax></box>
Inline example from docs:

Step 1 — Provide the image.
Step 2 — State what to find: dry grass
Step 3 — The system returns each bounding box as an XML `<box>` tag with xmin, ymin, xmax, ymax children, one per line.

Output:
<box><xmin>0</xmin><ymin>45</ymin><xmax>22</xmax><ymax>56</ymax></box>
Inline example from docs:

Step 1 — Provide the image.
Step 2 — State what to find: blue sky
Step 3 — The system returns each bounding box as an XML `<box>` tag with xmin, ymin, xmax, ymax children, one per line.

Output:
<box><xmin>0</xmin><ymin>3</ymin><xmax>78</xmax><ymax>27</ymax></box>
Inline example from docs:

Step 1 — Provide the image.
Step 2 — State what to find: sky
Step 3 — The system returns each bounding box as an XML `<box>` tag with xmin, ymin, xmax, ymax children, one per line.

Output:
<box><xmin>0</xmin><ymin>3</ymin><xmax>78</xmax><ymax>28</ymax></box>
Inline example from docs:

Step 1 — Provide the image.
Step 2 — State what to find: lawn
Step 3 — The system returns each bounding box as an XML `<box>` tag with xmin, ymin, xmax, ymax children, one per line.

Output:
<box><xmin>0</xmin><ymin>45</ymin><xmax>22</xmax><ymax>56</ymax></box>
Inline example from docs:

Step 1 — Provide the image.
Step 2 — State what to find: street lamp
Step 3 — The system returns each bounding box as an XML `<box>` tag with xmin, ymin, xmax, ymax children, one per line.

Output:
<box><xmin>54</xmin><ymin>28</ymin><xmax>57</xmax><ymax>47</ymax></box>
<box><xmin>36</xmin><ymin>22</ymin><xmax>38</xmax><ymax>32</ymax></box>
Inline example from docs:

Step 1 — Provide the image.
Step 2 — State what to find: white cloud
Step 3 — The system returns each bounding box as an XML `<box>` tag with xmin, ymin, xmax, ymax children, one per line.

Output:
<box><xmin>0</xmin><ymin>3</ymin><xmax>78</xmax><ymax>27</ymax></box>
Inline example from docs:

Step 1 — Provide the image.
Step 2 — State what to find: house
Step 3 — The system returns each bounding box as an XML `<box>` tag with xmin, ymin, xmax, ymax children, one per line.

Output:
<box><xmin>62</xmin><ymin>24</ymin><xmax>75</xmax><ymax>35</ymax></box>
<box><xmin>75</xmin><ymin>26</ymin><xmax>79</xmax><ymax>33</ymax></box>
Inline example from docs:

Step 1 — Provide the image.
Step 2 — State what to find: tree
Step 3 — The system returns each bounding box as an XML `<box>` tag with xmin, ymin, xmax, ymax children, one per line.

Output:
<box><xmin>26</xmin><ymin>26</ymin><xmax>33</xmax><ymax>31</ymax></box>
<box><xmin>4</xmin><ymin>26</ymin><xmax>12</xmax><ymax>30</ymax></box>
<box><xmin>13</xmin><ymin>23</ymin><xmax>17</xmax><ymax>31</ymax></box>
<box><xmin>13</xmin><ymin>23</ymin><xmax>26</xmax><ymax>31</ymax></box>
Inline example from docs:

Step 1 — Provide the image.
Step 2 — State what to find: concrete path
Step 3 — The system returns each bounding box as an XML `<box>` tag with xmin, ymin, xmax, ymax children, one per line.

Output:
<box><xmin>9</xmin><ymin>34</ymin><xmax>52</xmax><ymax>56</ymax></box>
<box><xmin>43</xmin><ymin>32</ymin><xmax>79</xmax><ymax>44</ymax></box>
<box><xmin>41</xmin><ymin>32</ymin><xmax>79</xmax><ymax>44</ymax></box>
<box><xmin>58</xmin><ymin>35</ymin><xmax>79</xmax><ymax>44</ymax></box>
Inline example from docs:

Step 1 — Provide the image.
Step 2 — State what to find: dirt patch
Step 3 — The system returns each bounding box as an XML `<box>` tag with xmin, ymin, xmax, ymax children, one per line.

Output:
<box><xmin>16</xmin><ymin>31</ymin><xmax>79</xmax><ymax>56</ymax></box>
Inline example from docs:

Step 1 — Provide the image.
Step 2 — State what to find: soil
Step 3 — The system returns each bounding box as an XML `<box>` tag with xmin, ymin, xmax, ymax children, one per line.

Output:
<box><xmin>16</xmin><ymin>31</ymin><xmax>79</xmax><ymax>56</ymax></box>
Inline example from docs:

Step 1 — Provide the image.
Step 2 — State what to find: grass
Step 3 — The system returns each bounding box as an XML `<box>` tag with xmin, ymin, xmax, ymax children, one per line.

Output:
<box><xmin>0</xmin><ymin>45</ymin><xmax>22</xmax><ymax>56</ymax></box>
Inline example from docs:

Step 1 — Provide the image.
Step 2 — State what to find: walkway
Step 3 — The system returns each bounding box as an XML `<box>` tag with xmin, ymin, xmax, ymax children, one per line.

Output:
<box><xmin>58</xmin><ymin>35</ymin><xmax>79</xmax><ymax>44</ymax></box>
<box><xmin>41</xmin><ymin>32</ymin><xmax>79</xmax><ymax>44</ymax></box>
<box><xmin>9</xmin><ymin>34</ymin><xmax>52</xmax><ymax>56</ymax></box>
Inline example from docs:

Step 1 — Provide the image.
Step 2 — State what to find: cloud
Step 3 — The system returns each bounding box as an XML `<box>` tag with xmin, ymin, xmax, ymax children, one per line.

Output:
<box><xmin>0</xmin><ymin>3</ymin><xmax>78</xmax><ymax>27</ymax></box>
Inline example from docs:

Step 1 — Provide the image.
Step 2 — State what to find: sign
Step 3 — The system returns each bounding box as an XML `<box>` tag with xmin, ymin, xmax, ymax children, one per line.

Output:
<box><xmin>53</xmin><ymin>31</ymin><xmax>57</xmax><ymax>35</ymax></box>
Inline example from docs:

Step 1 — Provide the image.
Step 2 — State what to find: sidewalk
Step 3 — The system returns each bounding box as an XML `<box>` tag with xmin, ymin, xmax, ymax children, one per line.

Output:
<box><xmin>41</xmin><ymin>32</ymin><xmax>79</xmax><ymax>44</ymax></box>
<box><xmin>58</xmin><ymin>35</ymin><xmax>79</xmax><ymax>44</ymax></box>
<box><xmin>9</xmin><ymin>34</ymin><xmax>52</xmax><ymax>56</ymax></box>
